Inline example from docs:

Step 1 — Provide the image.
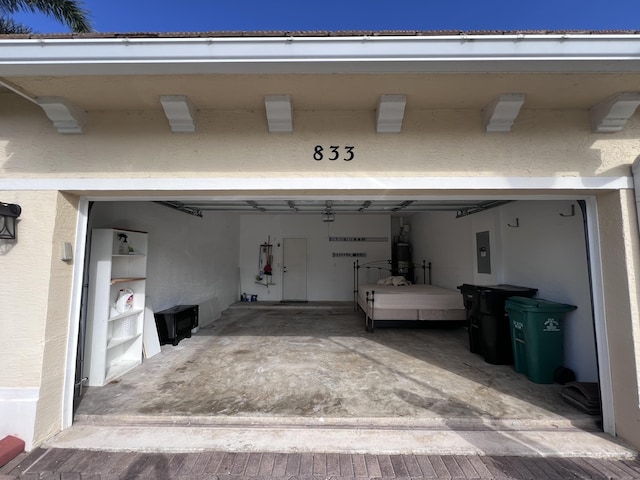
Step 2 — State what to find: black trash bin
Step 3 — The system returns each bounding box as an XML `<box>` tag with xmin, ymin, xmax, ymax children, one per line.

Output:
<box><xmin>478</xmin><ymin>285</ymin><xmax>538</xmax><ymax>364</ymax></box>
<box><xmin>458</xmin><ymin>284</ymin><xmax>537</xmax><ymax>365</ymax></box>
<box><xmin>457</xmin><ymin>284</ymin><xmax>483</xmax><ymax>354</ymax></box>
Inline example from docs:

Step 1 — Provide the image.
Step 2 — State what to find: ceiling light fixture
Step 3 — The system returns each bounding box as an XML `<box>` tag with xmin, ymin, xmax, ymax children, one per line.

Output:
<box><xmin>322</xmin><ymin>211</ymin><xmax>335</xmax><ymax>222</ymax></box>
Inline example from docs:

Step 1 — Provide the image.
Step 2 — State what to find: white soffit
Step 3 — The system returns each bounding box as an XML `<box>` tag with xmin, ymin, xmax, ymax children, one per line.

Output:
<box><xmin>36</xmin><ymin>96</ymin><xmax>86</xmax><ymax>134</ymax></box>
<box><xmin>265</xmin><ymin>95</ymin><xmax>293</xmax><ymax>133</ymax></box>
<box><xmin>377</xmin><ymin>94</ymin><xmax>407</xmax><ymax>133</ymax></box>
<box><xmin>590</xmin><ymin>92</ymin><xmax>640</xmax><ymax>133</ymax></box>
<box><xmin>160</xmin><ymin>95</ymin><xmax>197</xmax><ymax>133</ymax></box>
<box><xmin>482</xmin><ymin>94</ymin><xmax>525</xmax><ymax>132</ymax></box>
<box><xmin>4</xmin><ymin>35</ymin><xmax>640</xmax><ymax>75</ymax></box>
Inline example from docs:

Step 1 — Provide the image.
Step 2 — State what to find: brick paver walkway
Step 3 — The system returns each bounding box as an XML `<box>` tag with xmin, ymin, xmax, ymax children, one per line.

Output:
<box><xmin>2</xmin><ymin>448</ymin><xmax>640</xmax><ymax>479</ymax></box>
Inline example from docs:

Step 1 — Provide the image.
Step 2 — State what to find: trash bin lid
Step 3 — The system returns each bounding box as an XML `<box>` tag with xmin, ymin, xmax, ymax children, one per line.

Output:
<box><xmin>505</xmin><ymin>296</ymin><xmax>577</xmax><ymax>313</ymax></box>
<box><xmin>457</xmin><ymin>283</ymin><xmax>487</xmax><ymax>292</ymax></box>
<box><xmin>483</xmin><ymin>284</ymin><xmax>538</xmax><ymax>294</ymax></box>
<box><xmin>457</xmin><ymin>283</ymin><xmax>536</xmax><ymax>293</ymax></box>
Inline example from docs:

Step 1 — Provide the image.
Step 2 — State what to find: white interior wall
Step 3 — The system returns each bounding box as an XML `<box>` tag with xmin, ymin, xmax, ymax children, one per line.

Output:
<box><xmin>239</xmin><ymin>214</ymin><xmax>391</xmax><ymax>301</ymax></box>
<box><xmin>88</xmin><ymin>200</ymin><xmax>596</xmax><ymax>380</ymax></box>
<box><xmin>89</xmin><ymin>202</ymin><xmax>240</xmax><ymax>327</ymax></box>
<box><xmin>409</xmin><ymin>211</ymin><xmax>475</xmax><ymax>290</ymax></box>
<box><xmin>498</xmin><ymin>200</ymin><xmax>597</xmax><ymax>381</ymax></box>
<box><xmin>409</xmin><ymin>201</ymin><xmax>597</xmax><ymax>382</ymax></box>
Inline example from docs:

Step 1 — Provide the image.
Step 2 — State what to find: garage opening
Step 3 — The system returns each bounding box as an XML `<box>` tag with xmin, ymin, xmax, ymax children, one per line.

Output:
<box><xmin>70</xmin><ymin>196</ymin><xmax>605</xmax><ymax>437</ymax></box>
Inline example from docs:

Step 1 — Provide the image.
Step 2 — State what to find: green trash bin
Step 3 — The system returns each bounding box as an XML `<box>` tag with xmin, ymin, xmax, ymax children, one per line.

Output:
<box><xmin>505</xmin><ymin>296</ymin><xmax>577</xmax><ymax>384</ymax></box>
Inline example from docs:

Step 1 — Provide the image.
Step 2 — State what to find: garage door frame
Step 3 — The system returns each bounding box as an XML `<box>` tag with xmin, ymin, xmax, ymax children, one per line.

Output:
<box><xmin>61</xmin><ymin>190</ymin><xmax>615</xmax><ymax>437</ymax></box>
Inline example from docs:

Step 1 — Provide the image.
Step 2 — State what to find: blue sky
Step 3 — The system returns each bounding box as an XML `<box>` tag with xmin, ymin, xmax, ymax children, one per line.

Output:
<box><xmin>12</xmin><ymin>0</ymin><xmax>640</xmax><ymax>34</ymax></box>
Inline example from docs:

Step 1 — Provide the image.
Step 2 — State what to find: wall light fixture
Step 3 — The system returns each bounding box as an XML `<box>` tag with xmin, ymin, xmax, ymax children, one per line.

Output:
<box><xmin>0</xmin><ymin>203</ymin><xmax>21</xmax><ymax>240</ymax></box>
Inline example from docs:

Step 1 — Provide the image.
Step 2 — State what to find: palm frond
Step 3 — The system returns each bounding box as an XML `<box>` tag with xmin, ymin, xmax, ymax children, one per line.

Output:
<box><xmin>0</xmin><ymin>15</ymin><xmax>32</xmax><ymax>33</ymax></box>
<box><xmin>0</xmin><ymin>0</ymin><xmax>92</xmax><ymax>32</ymax></box>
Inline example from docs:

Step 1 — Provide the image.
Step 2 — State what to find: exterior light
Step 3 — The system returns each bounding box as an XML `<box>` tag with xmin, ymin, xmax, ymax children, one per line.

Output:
<box><xmin>0</xmin><ymin>203</ymin><xmax>21</xmax><ymax>240</ymax></box>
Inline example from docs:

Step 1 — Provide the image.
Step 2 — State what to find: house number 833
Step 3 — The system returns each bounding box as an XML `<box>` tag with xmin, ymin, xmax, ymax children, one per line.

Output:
<box><xmin>313</xmin><ymin>145</ymin><xmax>355</xmax><ymax>161</ymax></box>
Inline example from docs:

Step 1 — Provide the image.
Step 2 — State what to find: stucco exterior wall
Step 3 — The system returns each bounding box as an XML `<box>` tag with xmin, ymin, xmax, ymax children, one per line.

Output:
<box><xmin>0</xmin><ymin>191</ymin><xmax>59</xmax><ymax>385</ymax></box>
<box><xmin>33</xmin><ymin>193</ymin><xmax>79</xmax><ymax>445</ymax></box>
<box><xmin>2</xmin><ymin>87</ymin><xmax>640</xmax><ymax>451</ymax></box>
<box><xmin>598</xmin><ymin>189</ymin><xmax>640</xmax><ymax>448</ymax></box>
<box><xmin>0</xmin><ymin>93</ymin><xmax>637</xmax><ymax>179</ymax></box>
<box><xmin>0</xmin><ymin>190</ymin><xmax>73</xmax><ymax>447</ymax></box>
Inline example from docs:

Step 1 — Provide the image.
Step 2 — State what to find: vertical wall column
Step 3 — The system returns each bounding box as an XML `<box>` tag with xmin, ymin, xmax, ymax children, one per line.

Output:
<box><xmin>632</xmin><ymin>158</ymin><xmax>640</xmax><ymax>238</ymax></box>
<box><xmin>33</xmin><ymin>193</ymin><xmax>80</xmax><ymax>446</ymax></box>
<box><xmin>597</xmin><ymin>190</ymin><xmax>640</xmax><ymax>448</ymax></box>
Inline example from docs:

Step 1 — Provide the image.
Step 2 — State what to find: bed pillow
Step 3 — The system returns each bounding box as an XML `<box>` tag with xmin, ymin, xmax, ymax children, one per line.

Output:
<box><xmin>376</xmin><ymin>275</ymin><xmax>412</xmax><ymax>286</ymax></box>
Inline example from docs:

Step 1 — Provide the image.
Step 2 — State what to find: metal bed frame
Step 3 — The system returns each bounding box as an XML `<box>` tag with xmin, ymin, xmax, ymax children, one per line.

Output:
<box><xmin>353</xmin><ymin>259</ymin><xmax>432</xmax><ymax>332</ymax></box>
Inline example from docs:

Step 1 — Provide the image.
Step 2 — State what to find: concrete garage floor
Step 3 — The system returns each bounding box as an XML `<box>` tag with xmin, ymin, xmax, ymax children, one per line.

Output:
<box><xmin>54</xmin><ymin>303</ymin><xmax>637</xmax><ymax>457</ymax></box>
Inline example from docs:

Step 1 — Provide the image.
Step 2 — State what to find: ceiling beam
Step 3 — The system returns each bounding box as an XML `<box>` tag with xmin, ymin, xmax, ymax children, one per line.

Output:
<box><xmin>376</xmin><ymin>94</ymin><xmax>406</xmax><ymax>133</ymax></box>
<box><xmin>392</xmin><ymin>200</ymin><xmax>414</xmax><ymax>212</ymax></box>
<box><xmin>359</xmin><ymin>200</ymin><xmax>372</xmax><ymax>212</ymax></box>
<box><xmin>247</xmin><ymin>200</ymin><xmax>266</xmax><ymax>212</ymax></box>
<box><xmin>482</xmin><ymin>94</ymin><xmax>525</xmax><ymax>132</ymax></box>
<box><xmin>36</xmin><ymin>96</ymin><xmax>86</xmax><ymax>134</ymax></box>
<box><xmin>265</xmin><ymin>95</ymin><xmax>293</xmax><ymax>133</ymax></box>
<box><xmin>590</xmin><ymin>92</ymin><xmax>640</xmax><ymax>133</ymax></box>
<box><xmin>456</xmin><ymin>200</ymin><xmax>512</xmax><ymax>218</ymax></box>
<box><xmin>154</xmin><ymin>201</ymin><xmax>203</xmax><ymax>217</ymax></box>
<box><xmin>160</xmin><ymin>95</ymin><xmax>197</xmax><ymax>133</ymax></box>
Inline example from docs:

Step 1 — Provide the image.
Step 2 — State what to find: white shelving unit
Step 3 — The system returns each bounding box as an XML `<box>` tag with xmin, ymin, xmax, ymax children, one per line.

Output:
<box><xmin>84</xmin><ymin>228</ymin><xmax>148</xmax><ymax>386</ymax></box>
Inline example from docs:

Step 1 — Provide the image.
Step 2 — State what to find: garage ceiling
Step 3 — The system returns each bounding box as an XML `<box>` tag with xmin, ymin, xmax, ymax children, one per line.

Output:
<box><xmin>155</xmin><ymin>198</ymin><xmax>511</xmax><ymax>218</ymax></box>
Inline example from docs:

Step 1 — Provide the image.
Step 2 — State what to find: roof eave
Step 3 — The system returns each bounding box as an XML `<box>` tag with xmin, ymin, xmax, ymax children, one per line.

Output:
<box><xmin>2</xmin><ymin>33</ymin><xmax>640</xmax><ymax>75</ymax></box>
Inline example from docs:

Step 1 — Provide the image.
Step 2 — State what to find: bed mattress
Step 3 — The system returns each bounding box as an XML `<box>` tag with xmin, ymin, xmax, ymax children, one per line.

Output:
<box><xmin>358</xmin><ymin>284</ymin><xmax>466</xmax><ymax>321</ymax></box>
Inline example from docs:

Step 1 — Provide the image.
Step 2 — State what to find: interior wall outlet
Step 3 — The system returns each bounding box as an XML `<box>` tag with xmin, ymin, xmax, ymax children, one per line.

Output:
<box><xmin>61</xmin><ymin>241</ymin><xmax>73</xmax><ymax>261</ymax></box>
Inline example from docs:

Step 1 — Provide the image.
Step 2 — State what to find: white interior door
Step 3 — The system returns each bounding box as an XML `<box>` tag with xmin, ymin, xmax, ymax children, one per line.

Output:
<box><xmin>282</xmin><ymin>237</ymin><xmax>307</xmax><ymax>301</ymax></box>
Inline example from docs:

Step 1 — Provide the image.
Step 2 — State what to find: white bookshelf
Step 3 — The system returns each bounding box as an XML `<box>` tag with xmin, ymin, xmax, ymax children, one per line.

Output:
<box><xmin>84</xmin><ymin>228</ymin><xmax>148</xmax><ymax>386</ymax></box>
